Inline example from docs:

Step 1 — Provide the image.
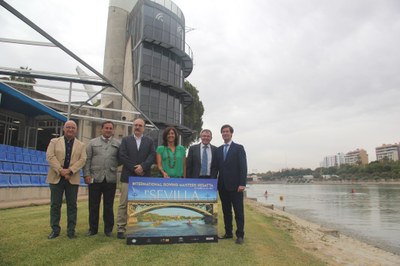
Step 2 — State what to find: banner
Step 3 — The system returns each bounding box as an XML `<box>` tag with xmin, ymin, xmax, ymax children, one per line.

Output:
<box><xmin>126</xmin><ymin>177</ymin><xmax>218</xmax><ymax>245</ymax></box>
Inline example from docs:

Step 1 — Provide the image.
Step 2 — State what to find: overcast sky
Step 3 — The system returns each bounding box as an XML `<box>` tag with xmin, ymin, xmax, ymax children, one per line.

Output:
<box><xmin>1</xmin><ymin>0</ymin><xmax>400</xmax><ymax>172</ymax></box>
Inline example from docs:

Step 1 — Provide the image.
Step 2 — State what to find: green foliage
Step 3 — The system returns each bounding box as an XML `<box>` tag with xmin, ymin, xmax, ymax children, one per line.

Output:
<box><xmin>261</xmin><ymin>160</ymin><xmax>400</xmax><ymax>181</ymax></box>
<box><xmin>182</xmin><ymin>80</ymin><xmax>204</xmax><ymax>147</ymax></box>
<box><xmin>8</xmin><ymin>66</ymin><xmax>36</xmax><ymax>91</ymax></box>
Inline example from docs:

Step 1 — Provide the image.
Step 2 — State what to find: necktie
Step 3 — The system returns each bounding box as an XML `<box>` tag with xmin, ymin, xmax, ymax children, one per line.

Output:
<box><xmin>223</xmin><ymin>144</ymin><xmax>229</xmax><ymax>160</ymax></box>
<box><xmin>201</xmin><ymin>145</ymin><xmax>208</xmax><ymax>176</ymax></box>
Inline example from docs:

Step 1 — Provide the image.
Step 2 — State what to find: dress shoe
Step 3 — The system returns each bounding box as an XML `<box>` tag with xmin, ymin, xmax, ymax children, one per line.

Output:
<box><xmin>117</xmin><ymin>232</ymin><xmax>125</xmax><ymax>239</ymax></box>
<box><xmin>235</xmin><ymin>237</ymin><xmax>244</xmax><ymax>244</ymax></box>
<box><xmin>218</xmin><ymin>234</ymin><xmax>233</xmax><ymax>240</ymax></box>
<box><xmin>48</xmin><ymin>231</ymin><xmax>60</xmax><ymax>239</ymax></box>
<box><xmin>67</xmin><ymin>233</ymin><xmax>76</xmax><ymax>239</ymax></box>
<box><xmin>86</xmin><ymin>230</ymin><xmax>97</xmax><ymax>236</ymax></box>
<box><xmin>104</xmin><ymin>232</ymin><xmax>112</xmax><ymax>237</ymax></box>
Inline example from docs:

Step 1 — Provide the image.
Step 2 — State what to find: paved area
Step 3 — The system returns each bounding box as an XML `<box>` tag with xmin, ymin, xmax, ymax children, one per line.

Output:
<box><xmin>0</xmin><ymin>195</ymin><xmax>89</xmax><ymax>209</ymax></box>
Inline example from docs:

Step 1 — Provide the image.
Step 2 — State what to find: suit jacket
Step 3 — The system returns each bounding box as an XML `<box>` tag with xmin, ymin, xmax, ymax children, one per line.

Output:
<box><xmin>83</xmin><ymin>136</ymin><xmax>120</xmax><ymax>183</ymax></box>
<box><xmin>118</xmin><ymin>135</ymin><xmax>155</xmax><ymax>182</ymax></box>
<box><xmin>211</xmin><ymin>142</ymin><xmax>247</xmax><ymax>191</ymax></box>
<box><xmin>46</xmin><ymin>136</ymin><xmax>87</xmax><ymax>185</ymax></box>
<box><xmin>186</xmin><ymin>143</ymin><xmax>217</xmax><ymax>178</ymax></box>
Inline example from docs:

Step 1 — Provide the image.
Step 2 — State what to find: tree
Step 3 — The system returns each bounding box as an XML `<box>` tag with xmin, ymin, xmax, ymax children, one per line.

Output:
<box><xmin>182</xmin><ymin>80</ymin><xmax>204</xmax><ymax>147</ymax></box>
<box><xmin>9</xmin><ymin>66</ymin><xmax>36</xmax><ymax>91</ymax></box>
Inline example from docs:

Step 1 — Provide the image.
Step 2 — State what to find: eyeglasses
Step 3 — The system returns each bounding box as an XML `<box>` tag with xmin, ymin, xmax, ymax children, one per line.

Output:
<box><xmin>64</xmin><ymin>126</ymin><xmax>76</xmax><ymax>129</ymax></box>
<box><xmin>134</xmin><ymin>124</ymin><xmax>144</xmax><ymax>127</ymax></box>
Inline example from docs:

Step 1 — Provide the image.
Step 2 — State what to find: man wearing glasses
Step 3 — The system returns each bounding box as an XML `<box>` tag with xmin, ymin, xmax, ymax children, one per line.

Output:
<box><xmin>46</xmin><ymin>120</ymin><xmax>87</xmax><ymax>239</ymax></box>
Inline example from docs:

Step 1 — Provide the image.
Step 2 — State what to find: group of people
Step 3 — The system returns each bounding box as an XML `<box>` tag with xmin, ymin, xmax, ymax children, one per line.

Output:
<box><xmin>45</xmin><ymin>118</ymin><xmax>247</xmax><ymax>244</ymax></box>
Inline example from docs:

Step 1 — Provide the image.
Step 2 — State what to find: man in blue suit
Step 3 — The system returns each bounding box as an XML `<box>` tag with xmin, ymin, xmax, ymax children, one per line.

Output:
<box><xmin>186</xmin><ymin>129</ymin><xmax>217</xmax><ymax>178</ymax></box>
<box><xmin>211</xmin><ymin>124</ymin><xmax>247</xmax><ymax>244</ymax></box>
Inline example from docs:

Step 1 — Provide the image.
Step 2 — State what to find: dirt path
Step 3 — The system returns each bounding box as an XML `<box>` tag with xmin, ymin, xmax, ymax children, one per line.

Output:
<box><xmin>247</xmin><ymin>199</ymin><xmax>400</xmax><ymax>266</ymax></box>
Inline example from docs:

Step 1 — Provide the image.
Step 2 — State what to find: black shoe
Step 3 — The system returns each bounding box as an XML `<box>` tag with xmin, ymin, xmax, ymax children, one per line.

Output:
<box><xmin>105</xmin><ymin>232</ymin><xmax>112</xmax><ymax>237</ymax></box>
<box><xmin>218</xmin><ymin>234</ymin><xmax>233</xmax><ymax>239</ymax></box>
<box><xmin>67</xmin><ymin>233</ymin><xmax>76</xmax><ymax>239</ymax></box>
<box><xmin>117</xmin><ymin>232</ymin><xmax>125</xmax><ymax>239</ymax></box>
<box><xmin>48</xmin><ymin>231</ymin><xmax>60</xmax><ymax>239</ymax></box>
<box><xmin>235</xmin><ymin>237</ymin><xmax>244</xmax><ymax>244</ymax></box>
<box><xmin>86</xmin><ymin>230</ymin><xmax>97</xmax><ymax>236</ymax></box>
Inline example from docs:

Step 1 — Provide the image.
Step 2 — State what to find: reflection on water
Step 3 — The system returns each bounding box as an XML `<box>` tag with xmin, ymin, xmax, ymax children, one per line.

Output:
<box><xmin>127</xmin><ymin>220</ymin><xmax>217</xmax><ymax>237</ymax></box>
<box><xmin>247</xmin><ymin>184</ymin><xmax>400</xmax><ymax>255</ymax></box>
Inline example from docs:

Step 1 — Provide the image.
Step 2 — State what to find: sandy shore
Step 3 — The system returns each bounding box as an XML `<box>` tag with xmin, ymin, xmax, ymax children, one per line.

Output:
<box><xmin>246</xmin><ymin>199</ymin><xmax>400</xmax><ymax>266</ymax></box>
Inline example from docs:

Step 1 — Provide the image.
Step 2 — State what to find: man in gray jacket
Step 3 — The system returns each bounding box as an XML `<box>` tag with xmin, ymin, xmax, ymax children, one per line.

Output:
<box><xmin>83</xmin><ymin>121</ymin><xmax>120</xmax><ymax>237</ymax></box>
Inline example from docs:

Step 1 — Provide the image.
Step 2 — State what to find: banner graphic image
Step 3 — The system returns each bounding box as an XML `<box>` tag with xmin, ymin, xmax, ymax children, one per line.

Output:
<box><xmin>126</xmin><ymin>177</ymin><xmax>218</xmax><ymax>245</ymax></box>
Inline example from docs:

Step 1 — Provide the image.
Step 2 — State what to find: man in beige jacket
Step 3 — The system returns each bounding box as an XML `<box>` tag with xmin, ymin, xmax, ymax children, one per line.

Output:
<box><xmin>46</xmin><ymin>120</ymin><xmax>87</xmax><ymax>239</ymax></box>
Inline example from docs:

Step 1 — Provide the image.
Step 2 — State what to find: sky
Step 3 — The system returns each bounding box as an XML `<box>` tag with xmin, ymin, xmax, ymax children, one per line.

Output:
<box><xmin>1</xmin><ymin>0</ymin><xmax>400</xmax><ymax>172</ymax></box>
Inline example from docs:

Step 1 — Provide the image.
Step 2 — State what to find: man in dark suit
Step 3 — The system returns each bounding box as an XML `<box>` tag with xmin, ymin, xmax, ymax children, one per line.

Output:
<box><xmin>116</xmin><ymin>118</ymin><xmax>155</xmax><ymax>239</ymax></box>
<box><xmin>211</xmin><ymin>124</ymin><xmax>247</xmax><ymax>244</ymax></box>
<box><xmin>186</xmin><ymin>129</ymin><xmax>217</xmax><ymax>178</ymax></box>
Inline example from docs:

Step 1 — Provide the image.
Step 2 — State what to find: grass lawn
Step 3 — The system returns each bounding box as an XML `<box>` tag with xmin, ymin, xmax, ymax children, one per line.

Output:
<box><xmin>0</xmin><ymin>199</ymin><xmax>325</xmax><ymax>266</ymax></box>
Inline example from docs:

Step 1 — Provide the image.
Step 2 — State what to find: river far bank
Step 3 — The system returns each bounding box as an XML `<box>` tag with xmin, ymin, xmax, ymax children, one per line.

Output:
<box><xmin>246</xmin><ymin>198</ymin><xmax>400</xmax><ymax>266</ymax></box>
<box><xmin>249</xmin><ymin>179</ymin><xmax>400</xmax><ymax>185</ymax></box>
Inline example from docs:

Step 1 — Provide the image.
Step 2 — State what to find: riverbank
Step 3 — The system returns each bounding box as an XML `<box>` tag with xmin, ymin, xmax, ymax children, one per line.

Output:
<box><xmin>246</xmin><ymin>199</ymin><xmax>400</xmax><ymax>266</ymax></box>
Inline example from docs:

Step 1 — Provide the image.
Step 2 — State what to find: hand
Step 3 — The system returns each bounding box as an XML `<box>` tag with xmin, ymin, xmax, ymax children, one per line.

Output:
<box><xmin>84</xmin><ymin>176</ymin><xmax>92</xmax><ymax>184</ymax></box>
<box><xmin>60</xmin><ymin>168</ymin><xmax>70</xmax><ymax>177</ymax></box>
<box><xmin>160</xmin><ymin>170</ymin><xmax>169</xmax><ymax>178</ymax></box>
<box><xmin>237</xmin><ymin>186</ymin><xmax>246</xmax><ymax>192</ymax></box>
<box><xmin>134</xmin><ymin>165</ymin><xmax>144</xmax><ymax>176</ymax></box>
<box><xmin>64</xmin><ymin>174</ymin><xmax>71</xmax><ymax>181</ymax></box>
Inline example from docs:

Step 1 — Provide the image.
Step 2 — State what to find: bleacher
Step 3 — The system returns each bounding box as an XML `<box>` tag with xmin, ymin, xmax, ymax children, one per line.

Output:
<box><xmin>0</xmin><ymin>144</ymin><xmax>49</xmax><ymax>188</ymax></box>
<box><xmin>0</xmin><ymin>144</ymin><xmax>86</xmax><ymax>188</ymax></box>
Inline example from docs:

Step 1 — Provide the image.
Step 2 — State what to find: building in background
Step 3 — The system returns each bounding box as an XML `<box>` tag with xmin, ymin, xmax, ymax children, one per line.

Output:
<box><xmin>375</xmin><ymin>143</ymin><xmax>400</xmax><ymax>161</ymax></box>
<box><xmin>103</xmin><ymin>0</ymin><xmax>194</xmax><ymax>144</ymax></box>
<box><xmin>320</xmin><ymin>153</ymin><xmax>345</xmax><ymax>168</ymax></box>
<box><xmin>344</xmin><ymin>149</ymin><xmax>368</xmax><ymax>165</ymax></box>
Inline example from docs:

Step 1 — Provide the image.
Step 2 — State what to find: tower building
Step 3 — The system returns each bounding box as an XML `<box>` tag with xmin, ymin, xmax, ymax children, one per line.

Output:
<box><xmin>103</xmin><ymin>0</ymin><xmax>194</xmax><ymax>143</ymax></box>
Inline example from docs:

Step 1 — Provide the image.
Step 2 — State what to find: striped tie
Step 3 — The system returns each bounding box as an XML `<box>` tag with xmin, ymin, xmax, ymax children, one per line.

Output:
<box><xmin>223</xmin><ymin>144</ymin><xmax>229</xmax><ymax>160</ymax></box>
<box><xmin>201</xmin><ymin>145</ymin><xmax>208</xmax><ymax>176</ymax></box>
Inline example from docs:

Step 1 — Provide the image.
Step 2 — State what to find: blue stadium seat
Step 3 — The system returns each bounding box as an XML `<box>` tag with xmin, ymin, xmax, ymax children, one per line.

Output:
<box><xmin>15</xmin><ymin>154</ymin><xmax>24</xmax><ymax>163</ymax></box>
<box><xmin>37</xmin><ymin>155</ymin><xmax>47</xmax><ymax>165</ymax></box>
<box><xmin>80</xmin><ymin>177</ymin><xmax>87</xmax><ymax>187</ymax></box>
<box><xmin>30</xmin><ymin>155</ymin><xmax>38</xmax><ymax>164</ymax></box>
<box><xmin>0</xmin><ymin>162</ymin><xmax>3</xmax><ymax>172</ymax></box>
<box><xmin>9</xmin><ymin>174</ymin><xmax>22</xmax><ymax>187</ymax></box>
<box><xmin>0</xmin><ymin>151</ymin><xmax>7</xmax><ymax>161</ymax></box>
<box><xmin>5</xmin><ymin>152</ymin><xmax>15</xmax><ymax>162</ymax></box>
<box><xmin>22</xmin><ymin>164</ymin><xmax>32</xmax><ymax>174</ymax></box>
<box><xmin>23</xmin><ymin>154</ymin><xmax>31</xmax><ymax>164</ymax></box>
<box><xmin>13</xmin><ymin>163</ymin><xmax>23</xmax><ymax>173</ymax></box>
<box><xmin>2</xmin><ymin>162</ymin><xmax>14</xmax><ymax>173</ymax></box>
<box><xmin>6</xmin><ymin>145</ymin><xmax>15</xmax><ymax>153</ymax></box>
<box><xmin>14</xmin><ymin>147</ymin><xmax>23</xmax><ymax>154</ymax></box>
<box><xmin>30</xmin><ymin>175</ymin><xmax>41</xmax><ymax>187</ymax></box>
<box><xmin>0</xmin><ymin>144</ymin><xmax>6</xmax><ymax>151</ymax></box>
<box><xmin>20</xmin><ymin>175</ymin><xmax>32</xmax><ymax>187</ymax></box>
<box><xmin>39</xmin><ymin>175</ymin><xmax>48</xmax><ymax>187</ymax></box>
<box><xmin>38</xmin><ymin>165</ymin><xmax>46</xmax><ymax>174</ymax></box>
<box><xmin>0</xmin><ymin>174</ymin><xmax>10</xmax><ymax>187</ymax></box>
<box><xmin>31</xmin><ymin>164</ymin><xmax>40</xmax><ymax>175</ymax></box>
<box><xmin>22</xmin><ymin>148</ymin><xmax>31</xmax><ymax>155</ymax></box>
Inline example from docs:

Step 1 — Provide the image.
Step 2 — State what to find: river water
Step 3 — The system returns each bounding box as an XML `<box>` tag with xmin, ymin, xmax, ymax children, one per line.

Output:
<box><xmin>246</xmin><ymin>183</ymin><xmax>400</xmax><ymax>255</ymax></box>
